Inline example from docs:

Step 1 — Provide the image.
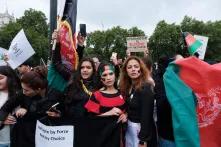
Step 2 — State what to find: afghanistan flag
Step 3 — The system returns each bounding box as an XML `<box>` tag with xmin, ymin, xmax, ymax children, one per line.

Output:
<box><xmin>164</xmin><ymin>57</ymin><xmax>221</xmax><ymax>147</ymax></box>
<box><xmin>48</xmin><ymin>0</ymin><xmax>78</xmax><ymax>92</ymax></box>
<box><xmin>183</xmin><ymin>32</ymin><xmax>202</xmax><ymax>55</ymax></box>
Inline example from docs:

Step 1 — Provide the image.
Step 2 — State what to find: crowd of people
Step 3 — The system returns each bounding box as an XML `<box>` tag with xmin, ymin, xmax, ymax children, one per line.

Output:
<box><xmin>0</xmin><ymin>31</ymin><xmax>181</xmax><ymax>147</ymax></box>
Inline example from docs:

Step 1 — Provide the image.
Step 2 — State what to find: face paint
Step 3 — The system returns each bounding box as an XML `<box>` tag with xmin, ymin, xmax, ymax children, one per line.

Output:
<box><xmin>100</xmin><ymin>65</ymin><xmax>116</xmax><ymax>87</ymax></box>
<box><xmin>99</xmin><ymin>64</ymin><xmax>115</xmax><ymax>76</ymax></box>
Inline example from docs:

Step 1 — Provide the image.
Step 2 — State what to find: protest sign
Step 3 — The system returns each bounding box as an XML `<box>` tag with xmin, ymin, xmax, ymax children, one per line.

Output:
<box><xmin>194</xmin><ymin>35</ymin><xmax>209</xmax><ymax>60</ymax></box>
<box><xmin>126</xmin><ymin>36</ymin><xmax>148</xmax><ymax>52</ymax></box>
<box><xmin>35</xmin><ymin>120</ymin><xmax>74</xmax><ymax>147</ymax></box>
<box><xmin>7</xmin><ymin>29</ymin><xmax>35</xmax><ymax>69</ymax></box>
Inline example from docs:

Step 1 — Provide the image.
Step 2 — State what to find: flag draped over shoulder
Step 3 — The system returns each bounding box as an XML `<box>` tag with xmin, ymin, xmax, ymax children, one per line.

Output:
<box><xmin>164</xmin><ymin>57</ymin><xmax>221</xmax><ymax>147</ymax></box>
<box><xmin>183</xmin><ymin>32</ymin><xmax>202</xmax><ymax>55</ymax></box>
<box><xmin>47</xmin><ymin>0</ymin><xmax>78</xmax><ymax>92</ymax></box>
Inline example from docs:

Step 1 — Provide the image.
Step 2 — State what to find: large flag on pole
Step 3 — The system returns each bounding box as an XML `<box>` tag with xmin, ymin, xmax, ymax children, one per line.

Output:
<box><xmin>164</xmin><ymin>57</ymin><xmax>221</xmax><ymax>147</ymax></box>
<box><xmin>47</xmin><ymin>0</ymin><xmax>78</xmax><ymax>92</ymax></box>
<box><xmin>183</xmin><ymin>32</ymin><xmax>203</xmax><ymax>55</ymax></box>
<box><xmin>59</xmin><ymin>0</ymin><xmax>79</xmax><ymax>70</ymax></box>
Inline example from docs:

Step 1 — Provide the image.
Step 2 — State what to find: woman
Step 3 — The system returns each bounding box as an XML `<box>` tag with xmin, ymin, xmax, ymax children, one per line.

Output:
<box><xmin>84</xmin><ymin>62</ymin><xmax>127</xmax><ymax>147</ymax></box>
<box><xmin>0</xmin><ymin>66</ymin><xmax>21</xmax><ymax>147</ymax></box>
<box><xmin>10</xmin><ymin>68</ymin><xmax>48</xmax><ymax>147</ymax></box>
<box><xmin>119</xmin><ymin>56</ymin><xmax>157</xmax><ymax>147</ymax></box>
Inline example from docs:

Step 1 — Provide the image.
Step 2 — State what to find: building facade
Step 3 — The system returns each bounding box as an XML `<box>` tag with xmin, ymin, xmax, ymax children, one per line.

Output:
<box><xmin>0</xmin><ymin>10</ymin><xmax>15</xmax><ymax>28</ymax></box>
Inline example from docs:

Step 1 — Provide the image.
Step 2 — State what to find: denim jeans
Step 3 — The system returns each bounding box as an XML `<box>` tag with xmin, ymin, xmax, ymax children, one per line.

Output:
<box><xmin>158</xmin><ymin>137</ymin><xmax>176</xmax><ymax>147</ymax></box>
<box><xmin>125</xmin><ymin>120</ymin><xmax>141</xmax><ymax>147</ymax></box>
<box><xmin>0</xmin><ymin>143</ymin><xmax>10</xmax><ymax>147</ymax></box>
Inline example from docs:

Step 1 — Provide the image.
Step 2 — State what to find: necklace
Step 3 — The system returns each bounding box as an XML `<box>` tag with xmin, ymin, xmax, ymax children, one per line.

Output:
<box><xmin>81</xmin><ymin>80</ymin><xmax>92</xmax><ymax>96</ymax></box>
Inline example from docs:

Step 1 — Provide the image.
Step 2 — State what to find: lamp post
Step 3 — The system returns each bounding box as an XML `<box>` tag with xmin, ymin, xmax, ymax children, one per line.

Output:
<box><xmin>49</xmin><ymin>0</ymin><xmax>57</xmax><ymax>57</ymax></box>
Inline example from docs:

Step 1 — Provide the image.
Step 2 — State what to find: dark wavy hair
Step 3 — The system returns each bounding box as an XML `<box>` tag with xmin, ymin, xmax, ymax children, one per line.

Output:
<box><xmin>0</xmin><ymin>66</ymin><xmax>21</xmax><ymax>98</ymax></box>
<box><xmin>20</xmin><ymin>67</ymin><xmax>48</xmax><ymax>90</ymax></box>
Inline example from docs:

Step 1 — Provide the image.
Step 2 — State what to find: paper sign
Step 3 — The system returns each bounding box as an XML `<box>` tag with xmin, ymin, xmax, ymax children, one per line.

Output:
<box><xmin>126</xmin><ymin>36</ymin><xmax>148</xmax><ymax>52</ymax></box>
<box><xmin>7</xmin><ymin>29</ymin><xmax>35</xmax><ymax>69</ymax></box>
<box><xmin>35</xmin><ymin>120</ymin><xmax>74</xmax><ymax>147</ymax></box>
<box><xmin>0</xmin><ymin>47</ymin><xmax>8</xmax><ymax>66</ymax></box>
<box><xmin>194</xmin><ymin>35</ymin><xmax>209</xmax><ymax>60</ymax></box>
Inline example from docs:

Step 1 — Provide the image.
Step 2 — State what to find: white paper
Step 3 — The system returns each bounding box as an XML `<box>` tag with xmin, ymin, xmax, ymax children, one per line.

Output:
<box><xmin>35</xmin><ymin>120</ymin><xmax>74</xmax><ymax>147</ymax></box>
<box><xmin>194</xmin><ymin>35</ymin><xmax>209</xmax><ymax>60</ymax></box>
<box><xmin>7</xmin><ymin>29</ymin><xmax>35</xmax><ymax>69</ymax></box>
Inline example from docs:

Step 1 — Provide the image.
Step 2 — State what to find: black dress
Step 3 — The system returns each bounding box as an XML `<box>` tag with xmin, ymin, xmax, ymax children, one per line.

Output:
<box><xmin>82</xmin><ymin>90</ymin><xmax>126</xmax><ymax>147</ymax></box>
<box><xmin>10</xmin><ymin>94</ymin><xmax>48</xmax><ymax>147</ymax></box>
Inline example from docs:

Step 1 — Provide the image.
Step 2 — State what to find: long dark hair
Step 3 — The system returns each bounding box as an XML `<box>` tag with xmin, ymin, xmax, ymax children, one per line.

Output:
<box><xmin>0</xmin><ymin>66</ymin><xmax>21</xmax><ymax>99</ymax></box>
<box><xmin>65</xmin><ymin>57</ymin><xmax>97</xmax><ymax>103</ymax></box>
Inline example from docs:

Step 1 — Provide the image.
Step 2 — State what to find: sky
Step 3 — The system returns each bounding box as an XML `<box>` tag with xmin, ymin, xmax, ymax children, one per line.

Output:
<box><xmin>0</xmin><ymin>0</ymin><xmax>221</xmax><ymax>36</ymax></box>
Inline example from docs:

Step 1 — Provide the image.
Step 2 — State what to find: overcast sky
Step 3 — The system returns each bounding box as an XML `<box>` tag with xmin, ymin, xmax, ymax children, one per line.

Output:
<box><xmin>0</xmin><ymin>0</ymin><xmax>221</xmax><ymax>36</ymax></box>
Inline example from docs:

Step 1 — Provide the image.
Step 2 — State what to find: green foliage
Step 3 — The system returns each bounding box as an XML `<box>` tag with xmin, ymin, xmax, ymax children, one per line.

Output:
<box><xmin>85</xmin><ymin>26</ymin><xmax>145</xmax><ymax>61</ymax></box>
<box><xmin>148</xmin><ymin>21</ymin><xmax>182</xmax><ymax>61</ymax></box>
<box><xmin>0</xmin><ymin>8</ymin><xmax>49</xmax><ymax>65</ymax></box>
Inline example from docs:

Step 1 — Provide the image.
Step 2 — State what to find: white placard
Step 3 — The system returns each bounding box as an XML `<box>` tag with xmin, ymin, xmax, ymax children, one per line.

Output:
<box><xmin>0</xmin><ymin>47</ymin><xmax>8</xmax><ymax>66</ymax></box>
<box><xmin>7</xmin><ymin>29</ymin><xmax>35</xmax><ymax>69</ymax></box>
<box><xmin>126</xmin><ymin>36</ymin><xmax>148</xmax><ymax>52</ymax></box>
<box><xmin>194</xmin><ymin>35</ymin><xmax>209</xmax><ymax>60</ymax></box>
<box><xmin>35</xmin><ymin>120</ymin><xmax>74</xmax><ymax>147</ymax></box>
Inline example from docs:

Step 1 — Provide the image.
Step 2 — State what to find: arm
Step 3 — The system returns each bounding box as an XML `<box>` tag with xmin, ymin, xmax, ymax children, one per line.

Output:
<box><xmin>138</xmin><ymin>84</ymin><xmax>155</xmax><ymax>143</ymax></box>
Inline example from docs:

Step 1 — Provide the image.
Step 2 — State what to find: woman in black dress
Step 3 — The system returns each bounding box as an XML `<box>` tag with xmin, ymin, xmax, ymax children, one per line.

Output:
<box><xmin>84</xmin><ymin>62</ymin><xmax>127</xmax><ymax>147</ymax></box>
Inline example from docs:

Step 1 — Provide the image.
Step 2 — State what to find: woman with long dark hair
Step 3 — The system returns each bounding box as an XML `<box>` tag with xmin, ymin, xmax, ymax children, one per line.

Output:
<box><xmin>119</xmin><ymin>56</ymin><xmax>157</xmax><ymax>147</ymax></box>
<box><xmin>84</xmin><ymin>62</ymin><xmax>127</xmax><ymax>147</ymax></box>
<box><xmin>0</xmin><ymin>66</ymin><xmax>21</xmax><ymax>147</ymax></box>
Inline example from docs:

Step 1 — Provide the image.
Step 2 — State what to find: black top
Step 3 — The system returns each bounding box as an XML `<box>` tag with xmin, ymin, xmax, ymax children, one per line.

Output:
<box><xmin>126</xmin><ymin>83</ymin><xmax>155</xmax><ymax>142</ymax></box>
<box><xmin>154</xmin><ymin>69</ymin><xmax>174</xmax><ymax>141</ymax></box>
<box><xmin>65</xmin><ymin>79</ymin><xmax>96</xmax><ymax>120</ymax></box>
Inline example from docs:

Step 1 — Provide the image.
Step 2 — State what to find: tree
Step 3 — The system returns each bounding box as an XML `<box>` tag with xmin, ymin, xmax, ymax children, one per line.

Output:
<box><xmin>149</xmin><ymin>16</ymin><xmax>221</xmax><ymax>62</ymax></box>
<box><xmin>148</xmin><ymin>21</ymin><xmax>182</xmax><ymax>61</ymax></box>
<box><xmin>181</xmin><ymin>16</ymin><xmax>221</xmax><ymax>61</ymax></box>
<box><xmin>0</xmin><ymin>8</ymin><xmax>49</xmax><ymax>65</ymax></box>
<box><xmin>85</xmin><ymin>26</ymin><xmax>145</xmax><ymax>61</ymax></box>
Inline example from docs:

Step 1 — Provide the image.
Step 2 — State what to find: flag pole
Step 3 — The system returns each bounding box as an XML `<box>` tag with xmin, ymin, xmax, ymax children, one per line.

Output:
<box><xmin>52</xmin><ymin>0</ymin><xmax>67</xmax><ymax>50</ymax></box>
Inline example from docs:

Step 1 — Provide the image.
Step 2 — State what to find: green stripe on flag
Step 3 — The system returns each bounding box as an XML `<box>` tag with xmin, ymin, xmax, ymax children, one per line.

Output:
<box><xmin>163</xmin><ymin>63</ymin><xmax>200</xmax><ymax>147</ymax></box>
<box><xmin>47</xmin><ymin>64</ymin><xmax>68</xmax><ymax>92</ymax></box>
<box><xmin>188</xmin><ymin>40</ymin><xmax>202</xmax><ymax>55</ymax></box>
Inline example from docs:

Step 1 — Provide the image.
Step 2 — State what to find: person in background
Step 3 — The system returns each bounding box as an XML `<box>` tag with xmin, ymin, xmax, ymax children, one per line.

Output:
<box><xmin>119</xmin><ymin>56</ymin><xmax>157</xmax><ymax>147</ymax></box>
<box><xmin>0</xmin><ymin>66</ymin><xmax>21</xmax><ymax>147</ymax></box>
<box><xmin>17</xmin><ymin>60</ymin><xmax>33</xmax><ymax>76</ymax></box>
<box><xmin>154</xmin><ymin>54</ymin><xmax>183</xmax><ymax>147</ymax></box>
<box><xmin>92</xmin><ymin>57</ymin><xmax>100</xmax><ymax>71</ymax></box>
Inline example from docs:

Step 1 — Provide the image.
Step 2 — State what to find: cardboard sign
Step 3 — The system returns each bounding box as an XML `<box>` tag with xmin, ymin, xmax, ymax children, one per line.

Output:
<box><xmin>35</xmin><ymin>120</ymin><xmax>74</xmax><ymax>147</ymax></box>
<box><xmin>7</xmin><ymin>29</ymin><xmax>35</xmax><ymax>69</ymax></box>
<box><xmin>126</xmin><ymin>36</ymin><xmax>148</xmax><ymax>52</ymax></box>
